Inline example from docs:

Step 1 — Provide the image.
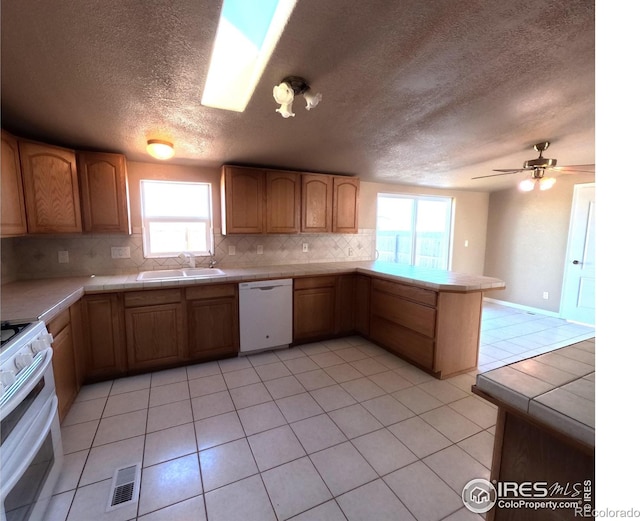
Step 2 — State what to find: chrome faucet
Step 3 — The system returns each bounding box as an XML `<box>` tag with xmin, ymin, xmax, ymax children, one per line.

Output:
<box><xmin>179</xmin><ymin>252</ymin><xmax>195</xmax><ymax>268</ymax></box>
<box><xmin>208</xmin><ymin>249</ymin><xmax>217</xmax><ymax>268</ymax></box>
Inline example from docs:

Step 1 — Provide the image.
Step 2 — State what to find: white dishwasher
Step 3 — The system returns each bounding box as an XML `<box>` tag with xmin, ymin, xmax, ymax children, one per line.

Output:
<box><xmin>239</xmin><ymin>278</ymin><xmax>293</xmax><ymax>353</ymax></box>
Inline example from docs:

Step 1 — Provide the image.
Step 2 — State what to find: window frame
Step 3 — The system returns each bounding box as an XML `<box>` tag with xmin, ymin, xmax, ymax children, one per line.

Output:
<box><xmin>376</xmin><ymin>193</ymin><xmax>454</xmax><ymax>269</ymax></box>
<box><xmin>140</xmin><ymin>179</ymin><xmax>214</xmax><ymax>259</ymax></box>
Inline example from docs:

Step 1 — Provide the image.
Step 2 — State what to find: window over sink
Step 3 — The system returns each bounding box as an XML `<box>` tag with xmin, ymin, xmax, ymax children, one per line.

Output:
<box><xmin>140</xmin><ymin>180</ymin><xmax>213</xmax><ymax>258</ymax></box>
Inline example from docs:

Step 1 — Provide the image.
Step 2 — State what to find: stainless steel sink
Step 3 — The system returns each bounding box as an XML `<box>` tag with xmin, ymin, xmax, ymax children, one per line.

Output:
<box><xmin>136</xmin><ymin>268</ymin><xmax>225</xmax><ymax>281</ymax></box>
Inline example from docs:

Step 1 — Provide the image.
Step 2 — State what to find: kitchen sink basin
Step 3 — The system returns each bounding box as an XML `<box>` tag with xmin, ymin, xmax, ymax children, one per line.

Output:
<box><xmin>136</xmin><ymin>268</ymin><xmax>225</xmax><ymax>281</ymax></box>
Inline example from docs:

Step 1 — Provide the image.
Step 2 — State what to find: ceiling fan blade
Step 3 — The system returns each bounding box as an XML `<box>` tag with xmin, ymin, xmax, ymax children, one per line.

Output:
<box><xmin>472</xmin><ymin>171</ymin><xmax>521</xmax><ymax>179</ymax></box>
<box><xmin>549</xmin><ymin>164</ymin><xmax>596</xmax><ymax>174</ymax></box>
<box><xmin>492</xmin><ymin>168</ymin><xmax>524</xmax><ymax>173</ymax></box>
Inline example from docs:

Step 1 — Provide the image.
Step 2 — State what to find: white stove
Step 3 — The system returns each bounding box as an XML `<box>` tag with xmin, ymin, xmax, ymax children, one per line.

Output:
<box><xmin>0</xmin><ymin>320</ymin><xmax>63</xmax><ymax>521</ymax></box>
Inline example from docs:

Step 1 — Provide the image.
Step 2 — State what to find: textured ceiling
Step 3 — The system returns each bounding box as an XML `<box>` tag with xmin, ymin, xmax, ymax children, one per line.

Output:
<box><xmin>1</xmin><ymin>0</ymin><xmax>595</xmax><ymax>191</ymax></box>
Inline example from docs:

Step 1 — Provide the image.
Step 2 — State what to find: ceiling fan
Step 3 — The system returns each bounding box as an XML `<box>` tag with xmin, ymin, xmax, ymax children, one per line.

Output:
<box><xmin>472</xmin><ymin>141</ymin><xmax>595</xmax><ymax>191</ymax></box>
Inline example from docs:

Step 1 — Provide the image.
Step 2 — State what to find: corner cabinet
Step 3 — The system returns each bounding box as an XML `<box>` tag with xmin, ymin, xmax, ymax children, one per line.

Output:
<box><xmin>301</xmin><ymin>174</ymin><xmax>359</xmax><ymax>233</ymax></box>
<box><xmin>19</xmin><ymin>140</ymin><xmax>82</xmax><ymax>233</ymax></box>
<box><xmin>77</xmin><ymin>151</ymin><xmax>131</xmax><ymax>233</ymax></box>
<box><xmin>1</xmin><ymin>130</ymin><xmax>28</xmax><ymax>237</ymax></box>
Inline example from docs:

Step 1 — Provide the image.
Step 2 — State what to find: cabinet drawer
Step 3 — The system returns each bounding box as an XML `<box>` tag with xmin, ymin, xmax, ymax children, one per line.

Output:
<box><xmin>185</xmin><ymin>284</ymin><xmax>236</xmax><ymax>300</ymax></box>
<box><xmin>372</xmin><ymin>279</ymin><xmax>437</xmax><ymax>307</ymax></box>
<box><xmin>124</xmin><ymin>289</ymin><xmax>182</xmax><ymax>307</ymax></box>
<box><xmin>47</xmin><ymin>308</ymin><xmax>71</xmax><ymax>337</ymax></box>
<box><xmin>370</xmin><ymin>318</ymin><xmax>434</xmax><ymax>370</ymax></box>
<box><xmin>371</xmin><ymin>289</ymin><xmax>436</xmax><ymax>338</ymax></box>
<box><xmin>294</xmin><ymin>276</ymin><xmax>337</xmax><ymax>290</ymax></box>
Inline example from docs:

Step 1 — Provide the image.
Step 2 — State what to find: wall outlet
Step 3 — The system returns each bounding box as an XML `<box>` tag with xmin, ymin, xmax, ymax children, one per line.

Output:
<box><xmin>302</xmin><ymin>243</ymin><xmax>309</xmax><ymax>253</ymax></box>
<box><xmin>111</xmin><ymin>246</ymin><xmax>131</xmax><ymax>259</ymax></box>
<box><xmin>58</xmin><ymin>251</ymin><xmax>69</xmax><ymax>264</ymax></box>
<box><xmin>257</xmin><ymin>245</ymin><xmax>263</xmax><ymax>255</ymax></box>
<box><xmin>542</xmin><ymin>291</ymin><xmax>549</xmax><ymax>300</ymax></box>
<box><xmin>228</xmin><ymin>245</ymin><xmax>236</xmax><ymax>256</ymax></box>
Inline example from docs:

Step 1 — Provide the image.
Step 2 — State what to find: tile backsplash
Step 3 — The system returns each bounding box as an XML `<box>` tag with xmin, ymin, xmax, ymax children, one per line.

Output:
<box><xmin>1</xmin><ymin>229</ymin><xmax>376</xmax><ymax>280</ymax></box>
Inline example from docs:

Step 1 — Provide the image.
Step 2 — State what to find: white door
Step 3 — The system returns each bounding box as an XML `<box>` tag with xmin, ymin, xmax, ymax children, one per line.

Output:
<box><xmin>561</xmin><ymin>184</ymin><xmax>595</xmax><ymax>325</ymax></box>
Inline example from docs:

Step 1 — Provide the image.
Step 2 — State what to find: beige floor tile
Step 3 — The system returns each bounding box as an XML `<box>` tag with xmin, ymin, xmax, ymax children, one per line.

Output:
<box><xmin>194</xmin><ymin>411</ymin><xmax>245</xmax><ymax>450</ymax></box>
<box><xmin>138</xmin><ymin>453</ymin><xmax>202</xmax><ymax>515</ymax></box>
<box><xmin>248</xmin><ymin>425</ymin><xmax>306</xmax><ymax>471</ymax></box>
<box><xmin>374</xmin><ymin>353</ymin><xmax>408</xmax><ymax>370</ymax></box>
<box><xmin>53</xmin><ymin>449</ymin><xmax>88</xmax><ymax>494</ymax></box>
<box><xmin>218</xmin><ymin>356</ymin><xmax>253</xmax><ymax>372</ymax></box>
<box><xmin>349</xmin><ymin>358</ymin><xmax>389</xmax><ymax>376</ymax></box>
<box><xmin>336</xmin><ymin>479</ymin><xmax>415</xmax><ymax>521</ymax></box>
<box><xmin>340</xmin><ymin>377</ymin><xmax>386</xmax><ymax>402</ymax></box>
<box><xmin>335</xmin><ymin>347</ymin><xmax>370</xmax><ymax>362</ymax></box>
<box><xmin>67</xmin><ymin>479</ymin><xmax>137</xmax><ymax>521</ymax></box>
<box><xmin>149</xmin><ymin>380</ymin><xmax>190</xmax><ymax>407</ymax></box>
<box><xmin>323</xmin><ymin>363</ymin><xmax>364</xmax><ymax>383</ymax></box>
<box><xmin>150</xmin><ymin>366</ymin><xmax>187</xmax><ymax>387</ymax></box>
<box><xmin>290</xmin><ymin>414</ymin><xmax>347</xmax><ymax>453</ymax></box>
<box><xmin>42</xmin><ymin>490</ymin><xmax>74</xmax><ymax>521</ymax></box>
<box><xmin>262</xmin><ymin>457</ymin><xmax>332</xmax><ymax>520</ymax></box>
<box><xmin>423</xmin><ymin>445</ymin><xmax>490</xmax><ymax>495</ymax></box>
<box><xmin>93</xmin><ymin>409</ymin><xmax>147</xmax><ymax>446</ymax></box>
<box><xmin>247</xmin><ymin>350</ymin><xmax>281</xmax><ymax>366</ymax></box>
<box><xmin>264</xmin><ymin>374</ymin><xmax>306</xmax><ymax>398</ymax></box>
<box><xmin>310</xmin><ymin>442</ymin><xmax>377</xmax><ymax>496</ymax></box>
<box><xmin>388</xmin><ymin>416</ymin><xmax>452</xmax><ymax>458</ymax></box>
<box><xmin>229</xmin><ymin>382</ymin><xmax>272</xmax><ymax>409</ymax></box>
<box><xmin>73</xmin><ymin>380</ymin><xmax>112</xmax><ymax>402</ymax></box>
<box><xmin>143</xmin><ymin>422</ymin><xmax>197</xmax><ymax>467</ymax></box>
<box><xmin>283</xmin><ymin>356</ymin><xmax>321</xmax><ymax>374</ymax></box>
<box><xmin>137</xmin><ymin>495</ymin><xmax>207</xmax><ymax>521</ymax></box>
<box><xmin>421</xmin><ymin>406</ymin><xmax>483</xmax><ymax>443</ymax></box>
<box><xmin>61</xmin><ymin>420</ymin><xmax>99</xmax><ymax>454</ymax></box>
<box><xmin>368</xmin><ymin>370</ymin><xmax>413</xmax><ymax>393</ymax></box>
<box><xmin>441</xmin><ymin>508</ymin><xmax>485</xmax><ymax>520</ymax></box>
<box><xmin>191</xmin><ymin>390</ymin><xmax>235</xmax><ymax>421</ymax></box>
<box><xmin>199</xmin><ymin>438</ymin><xmax>258</xmax><ymax>492</ymax></box>
<box><xmin>186</xmin><ymin>360</ymin><xmax>220</xmax><ymax>380</ymax></box>
<box><xmin>275</xmin><ymin>346</ymin><xmax>307</xmax><ymax>361</ymax></box>
<box><xmin>146</xmin><ymin>398</ymin><xmax>193</xmax><ymax>432</ymax></box>
<box><xmin>310</xmin><ymin>384</ymin><xmax>357</xmax><ymax>412</ymax></box>
<box><xmin>223</xmin><ymin>367</ymin><xmax>261</xmax><ymax>389</ymax></box>
<box><xmin>276</xmin><ymin>392</ymin><xmax>323</xmax><ymax>422</ymax></box>
<box><xmin>289</xmin><ymin>500</ymin><xmax>347</xmax><ymax>521</ymax></box>
<box><xmin>351</xmin><ymin>429</ymin><xmax>417</xmax><ymax>475</ymax></box>
<box><xmin>110</xmin><ymin>373</ymin><xmax>150</xmax><ymax>395</ymax></box>
<box><xmin>419</xmin><ymin>379</ymin><xmax>470</xmax><ymax>404</ymax></box>
<box><xmin>188</xmin><ymin>373</ymin><xmax>227</xmax><ymax>398</ymax></box>
<box><xmin>393</xmin><ymin>364</ymin><xmax>434</xmax><ymax>385</ymax></box>
<box><xmin>237</xmin><ymin>401</ymin><xmax>287</xmax><ymax>435</ymax></box>
<box><xmin>254</xmin><ymin>361</ymin><xmax>292</xmax><ymax>381</ymax></box>
<box><xmin>295</xmin><ymin>369</ymin><xmax>337</xmax><ymax>391</ymax></box>
<box><xmin>448</xmin><ymin>395</ymin><xmax>498</xmax><ymax>429</ymax></box>
<box><xmin>80</xmin><ymin>435</ymin><xmax>144</xmax><ymax>486</ymax></box>
<box><xmin>361</xmin><ymin>394</ymin><xmax>414</xmax><ymax>426</ymax></box>
<box><xmin>384</xmin><ymin>461</ymin><xmax>461</xmax><ymax>521</ymax></box>
<box><xmin>457</xmin><ymin>430</ymin><xmax>495</xmax><ymax>468</ymax></box>
<box><xmin>204</xmin><ymin>475</ymin><xmax>276</xmax><ymax>521</ymax></box>
<box><xmin>309</xmin><ymin>351</ymin><xmax>345</xmax><ymax>368</ymax></box>
<box><xmin>102</xmin><ymin>389</ymin><xmax>148</xmax><ymax>417</ymax></box>
<box><xmin>62</xmin><ymin>396</ymin><xmax>107</xmax><ymax>426</ymax></box>
<box><xmin>328</xmin><ymin>404</ymin><xmax>383</xmax><ymax>439</ymax></box>
<box><xmin>392</xmin><ymin>386</ymin><xmax>443</xmax><ymax>414</ymax></box>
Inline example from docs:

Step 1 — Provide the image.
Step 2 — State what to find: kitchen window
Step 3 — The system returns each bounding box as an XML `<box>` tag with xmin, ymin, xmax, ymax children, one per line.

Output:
<box><xmin>376</xmin><ymin>194</ymin><xmax>453</xmax><ymax>269</ymax></box>
<box><xmin>140</xmin><ymin>180</ymin><xmax>213</xmax><ymax>257</ymax></box>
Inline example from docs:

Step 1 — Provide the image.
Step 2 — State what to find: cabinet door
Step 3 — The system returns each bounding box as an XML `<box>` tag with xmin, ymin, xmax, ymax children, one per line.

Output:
<box><xmin>221</xmin><ymin>166</ymin><xmax>264</xmax><ymax>234</ymax></box>
<box><xmin>301</xmin><ymin>174</ymin><xmax>332</xmax><ymax>233</ymax></box>
<box><xmin>1</xmin><ymin>130</ymin><xmax>28</xmax><ymax>237</ymax></box>
<box><xmin>335</xmin><ymin>274</ymin><xmax>356</xmax><ymax>335</ymax></box>
<box><xmin>332</xmin><ymin>177</ymin><xmax>359</xmax><ymax>233</ymax></box>
<box><xmin>125</xmin><ymin>302</ymin><xmax>185</xmax><ymax>371</ymax></box>
<box><xmin>82</xmin><ymin>294</ymin><xmax>126</xmax><ymax>380</ymax></box>
<box><xmin>51</xmin><ymin>322</ymin><xmax>78</xmax><ymax>421</ymax></box>
<box><xmin>78</xmin><ymin>152</ymin><xmax>130</xmax><ymax>233</ymax></box>
<box><xmin>293</xmin><ymin>277</ymin><xmax>337</xmax><ymax>341</ymax></box>
<box><xmin>354</xmin><ymin>275</ymin><xmax>371</xmax><ymax>336</ymax></box>
<box><xmin>19</xmin><ymin>140</ymin><xmax>82</xmax><ymax>233</ymax></box>
<box><xmin>188</xmin><ymin>297</ymin><xmax>239</xmax><ymax>360</ymax></box>
<box><xmin>266</xmin><ymin>171</ymin><xmax>300</xmax><ymax>233</ymax></box>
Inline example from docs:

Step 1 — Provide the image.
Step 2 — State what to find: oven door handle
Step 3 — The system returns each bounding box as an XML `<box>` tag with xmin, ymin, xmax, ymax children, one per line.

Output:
<box><xmin>0</xmin><ymin>348</ymin><xmax>53</xmax><ymax>419</ymax></box>
<box><xmin>0</xmin><ymin>393</ymin><xmax>59</xmax><ymax>495</ymax></box>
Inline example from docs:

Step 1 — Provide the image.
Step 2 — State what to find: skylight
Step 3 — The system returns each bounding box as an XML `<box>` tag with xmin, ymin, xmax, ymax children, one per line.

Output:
<box><xmin>201</xmin><ymin>0</ymin><xmax>297</xmax><ymax>112</ymax></box>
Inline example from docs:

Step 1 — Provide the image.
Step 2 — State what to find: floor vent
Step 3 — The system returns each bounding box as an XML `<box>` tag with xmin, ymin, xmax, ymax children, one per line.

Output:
<box><xmin>106</xmin><ymin>463</ymin><xmax>141</xmax><ymax>512</ymax></box>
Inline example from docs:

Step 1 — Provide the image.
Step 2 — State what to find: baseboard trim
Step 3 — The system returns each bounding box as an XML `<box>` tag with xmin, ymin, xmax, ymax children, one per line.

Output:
<box><xmin>482</xmin><ymin>297</ymin><xmax>562</xmax><ymax>318</ymax></box>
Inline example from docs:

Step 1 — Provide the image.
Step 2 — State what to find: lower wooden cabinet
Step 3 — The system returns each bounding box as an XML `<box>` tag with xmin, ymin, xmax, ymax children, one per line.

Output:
<box><xmin>186</xmin><ymin>284</ymin><xmax>239</xmax><ymax>360</ymax></box>
<box><xmin>48</xmin><ymin>307</ymin><xmax>78</xmax><ymax>421</ymax></box>
<box><xmin>82</xmin><ymin>293</ymin><xmax>126</xmax><ymax>381</ymax></box>
<box><xmin>293</xmin><ymin>276</ymin><xmax>336</xmax><ymax>342</ymax></box>
<box><xmin>124</xmin><ymin>289</ymin><xmax>185</xmax><ymax>372</ymax></box>
<box><xmin>354</xmin><ymin>275</ymin><xmax>371</xmax><ymax>336</ymax></box>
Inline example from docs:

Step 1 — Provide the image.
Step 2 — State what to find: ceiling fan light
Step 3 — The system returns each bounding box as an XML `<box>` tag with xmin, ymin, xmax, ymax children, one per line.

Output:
<box><xmin>146</xmin><ymin>139</ymin><xmax>175</xmax><ymax>160</ymax></box>
<box><xmin>539</xmin><ymin>177</ymin><xmax>557</xmax><ymax>190</ymax></box>
<box><xmin>519</xmin><ymin>178</ymin><xmax>536</xmax><ymax>192</ymax></box>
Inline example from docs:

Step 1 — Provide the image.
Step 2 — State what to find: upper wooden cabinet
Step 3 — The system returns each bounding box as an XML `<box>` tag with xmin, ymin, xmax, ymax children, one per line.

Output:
<box><xmin>266</xmin><ymin>171</ymin><xmax>300</xmax><ymax>233</ymax></box>
<box><xmin>301</xmin><ymin>174</ymin><xmax>359</xmax><ymax>234</ymax></box>
<box><xmin>19</xmin><ymin>140</ymin><xmax>82</xmax><ymax>233</ymax></box>
<box><xmin>1</xmin><ymin>130</ymin><xmax>28</xmax><ymax>237</ymax></box>
<box><xmin>77</xmin><ymin>151</ymin><xmax>131</xmax><ymax>233</ymax></box>
<box><xmin>221</xmin><ymin>165</ymin><xmax>265</xmax><ymax>234</ymax></box>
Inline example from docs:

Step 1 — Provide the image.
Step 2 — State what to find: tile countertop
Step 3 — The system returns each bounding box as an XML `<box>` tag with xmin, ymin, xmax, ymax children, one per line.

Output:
<box><xmin>475</xmin><ymin>338</ymin><xmax>595</xmax><ymax>448</ymax></box>
<box><xmin>0</xmin><ymin>261</ymin><xmax>505</xmax><ymax>324</ymax></box>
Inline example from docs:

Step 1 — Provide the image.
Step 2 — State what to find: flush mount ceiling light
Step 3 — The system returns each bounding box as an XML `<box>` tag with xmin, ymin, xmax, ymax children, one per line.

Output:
<box><xmin>273</xmin><ymin>76</ymin><xmax>322</xmax><ymax>118</ymax></box>
<box><xmin>201</xmin><ymin>0</ymin><xmax>298</xmax><ymax>112</ymax></box>
<box><xmin>146</xmin><ymin>140</ymin><xmax>175</xmax><ymax>160</ymax></box>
